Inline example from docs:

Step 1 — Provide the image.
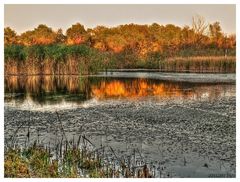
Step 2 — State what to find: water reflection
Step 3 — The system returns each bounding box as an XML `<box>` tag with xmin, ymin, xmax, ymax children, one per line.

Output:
<box><xmin>4</xmin><ymin>75</ymin><xmax>235</xmax><ymax>107</ymax></box>
<box><xmin>92</xmin><ymin>80</ymin><xmax>194</xmax><ymax>99</ymax></box>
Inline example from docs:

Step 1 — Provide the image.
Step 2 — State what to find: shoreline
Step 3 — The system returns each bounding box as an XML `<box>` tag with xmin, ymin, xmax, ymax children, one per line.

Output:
<box><xmin>4</xmin><ymin>72</ymin><xmax>236</xmax><ymax>84</ymax></box>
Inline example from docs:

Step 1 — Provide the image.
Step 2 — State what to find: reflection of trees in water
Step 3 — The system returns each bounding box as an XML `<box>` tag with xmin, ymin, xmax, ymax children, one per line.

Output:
<box><xmin>4</xmin><ymin>76</ymin><xmax>91</xmax><ymax>104</ymax></box>
<box><xmin>4</xmin><ymin>76</ymin><xmax>234</xmax><ymax>104</ymax></box>
<box><xmin>91</xmin><ymin>78</ymin><xmax>234</xmax><ymax>100</ymax></box>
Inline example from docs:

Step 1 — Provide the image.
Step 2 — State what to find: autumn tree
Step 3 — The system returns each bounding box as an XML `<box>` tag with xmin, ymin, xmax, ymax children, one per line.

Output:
<box><xmin>227</xmin><ymin>34</ymin><xmax>236</xmax><ymax>49</ymax></box>
<box><xmin>106</xmin><ymin>34</ymin><xmax>127</xmax><ymax>53</ymax></box>
<box><xmin>209</xmin><ymin>22</ymin><xmax>222</xmax><ymax>39</ymax></box>
<box><xmin>181</xmin><ymin>26</ymin><xmax>195</xmax><ymax>47</ymax></box>
<box><xmin>192</xmin><ymin>15</ymin><xmax>208</xmax><ymax>46</ymax></box>
<box><xmin>90</xmin><ymin>26</ymin><xmax>110</xmax><ymax>51</ymax></box>
<box><xmin>225</xmin><ymin>34</ymin><xmax>236</xmax><ymax>56</ymax></box>
<box><xmin>55</xmin><ymin>29</ymin><xmax>66</xmax><ymax>43</ymax></box>
<box><xmin>209</xmin><ymin>22</ymin><xmax>224</xmax><ymax>48</ymax></box>
<box><xmin>33</xmin><ymin>25</ymin><xmax>57</xmax><ymax>45</ymax></box>
<box><xmin>19</xmin><ymin>24</ymin><xmax>57</xmax><ymax>46</ymax></box>
<box><xmin>19</xmin><ymin>31</ymin><xmax>34</xmax><ymax>46</ymax></box>
<box><xmin>66</xmin><ymin>23</ymin><xmax>87</xmax><ymax>45</ymax></box>
<box><xmin>4</xmin><ymin>18</ymin><xmax>236</xmax><ymax>59</ymax></box>
<box><xmin>4</xmin><ymin>27</ymin><xmax>18</xmax><ymax>45</ymax></box>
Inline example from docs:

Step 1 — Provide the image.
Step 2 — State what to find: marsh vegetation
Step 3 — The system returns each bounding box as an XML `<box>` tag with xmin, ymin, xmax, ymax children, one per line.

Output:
<box><xmin>4</xmin><ymin>16</ymin><xmax>236</xmax><ymax>75</ymax></box>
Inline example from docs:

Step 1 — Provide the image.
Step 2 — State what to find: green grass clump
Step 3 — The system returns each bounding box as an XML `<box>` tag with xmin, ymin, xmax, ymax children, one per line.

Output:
<box><xmin>4</xmin><ymin>45</ymin><xmax>27</xmax><ymax>62</ymax></box>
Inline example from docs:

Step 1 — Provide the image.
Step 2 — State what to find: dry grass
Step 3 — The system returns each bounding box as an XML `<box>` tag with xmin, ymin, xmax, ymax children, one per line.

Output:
<box><xmin>159</xmin><ymin>56</ymin><xmax>236</xmax><ymax>73</ymax></box>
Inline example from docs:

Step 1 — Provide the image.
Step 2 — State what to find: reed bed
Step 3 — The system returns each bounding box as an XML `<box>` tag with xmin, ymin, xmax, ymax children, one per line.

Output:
<box><xmin>4</xmin><ymin>45</ymin><xmax>106</xmax><ymax>75</ymax></box>
<box><xmin>4</xmin><ymin>45</ymin><xmax>236</xmax><ymax>75</ymax></box>
<box><xmin>159</xmin><ymin>56</ymin><xmax>236</xmax><ymax>73</ymax></box>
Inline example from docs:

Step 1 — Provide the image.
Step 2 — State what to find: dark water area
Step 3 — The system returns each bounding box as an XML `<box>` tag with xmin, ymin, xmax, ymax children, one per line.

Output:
<box><xmin>4</xmin><ymin>74</ymin><xmax>235</xmax><ymax>108</ymax></box>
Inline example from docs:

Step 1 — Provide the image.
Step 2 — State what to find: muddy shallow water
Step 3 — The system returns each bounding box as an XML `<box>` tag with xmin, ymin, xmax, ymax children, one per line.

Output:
<box><xmin>4</xmin><ymin>73</ymin><xmax>236</xmax><ymax>177</ymax></box>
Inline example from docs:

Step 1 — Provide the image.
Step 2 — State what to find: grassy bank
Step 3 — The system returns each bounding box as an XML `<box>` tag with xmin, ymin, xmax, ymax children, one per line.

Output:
<box><xmin>4</xmin><ymin>45</ymin><xmax>236</xmax><ymax>75</ymax></box>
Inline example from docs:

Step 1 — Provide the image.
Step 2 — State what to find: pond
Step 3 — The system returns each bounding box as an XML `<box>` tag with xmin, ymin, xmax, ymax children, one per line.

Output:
<box><xmin>4</xmin><ymin>73</ymin><xmax>235</xmax><ymax>109</ymax></box>
<box><xmin>4</xmin><ymin>72</ymin><xmax>236</xmax><ymax>177</ymax></box>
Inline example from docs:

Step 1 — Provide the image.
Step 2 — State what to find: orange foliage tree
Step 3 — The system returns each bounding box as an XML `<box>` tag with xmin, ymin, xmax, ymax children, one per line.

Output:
<box><xmin>4</xmin><ymin>17</ymin><xmax>236</xmax><ymax>58</ymax></box>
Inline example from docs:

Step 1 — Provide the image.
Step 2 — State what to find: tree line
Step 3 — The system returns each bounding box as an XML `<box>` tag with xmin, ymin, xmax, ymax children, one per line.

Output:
<box><xmin>4</xmin><ymin>15</ymin><xmax>236</xmax><ymax>74</ymax></box>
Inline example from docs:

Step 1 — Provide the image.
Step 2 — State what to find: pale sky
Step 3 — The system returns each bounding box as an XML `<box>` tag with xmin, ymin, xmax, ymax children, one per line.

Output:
<box><xmin>4</xmin><ymin>4</ymin><xmax>236</xmax><ymax>35</ymax></box>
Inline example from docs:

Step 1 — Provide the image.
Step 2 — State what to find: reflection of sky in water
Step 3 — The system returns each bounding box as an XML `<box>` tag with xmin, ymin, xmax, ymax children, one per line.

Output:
<box><xmin>4</xmin><ymin>75</ymin><xmax>235</xmax><ymax>110</ymax></box>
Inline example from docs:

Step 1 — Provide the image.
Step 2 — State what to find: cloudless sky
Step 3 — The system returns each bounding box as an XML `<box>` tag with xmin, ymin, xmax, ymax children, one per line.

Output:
<box><xmin>4</xmin><ymin>4</ymin><xmax>236</xmax><ymax>35</ymax></box>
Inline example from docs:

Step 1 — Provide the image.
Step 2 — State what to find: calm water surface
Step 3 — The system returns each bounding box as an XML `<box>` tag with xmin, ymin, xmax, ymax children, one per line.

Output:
<box><xmin>4</xmin><ymin>74</ymin><xmax>235</xmax><ymax>109</ymax></box>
